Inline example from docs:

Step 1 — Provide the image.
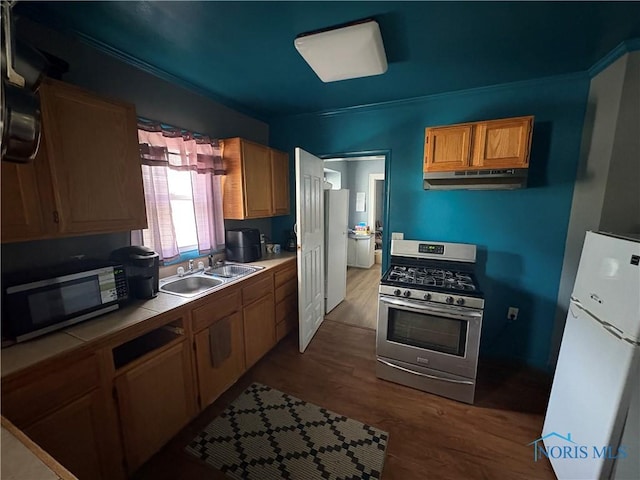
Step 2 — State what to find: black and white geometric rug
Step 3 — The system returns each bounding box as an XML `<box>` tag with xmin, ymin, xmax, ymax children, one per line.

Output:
<box><xmin>185</xmin><ymin>383</ymin><xmax>389</xmax><ymax>479</ymax></box>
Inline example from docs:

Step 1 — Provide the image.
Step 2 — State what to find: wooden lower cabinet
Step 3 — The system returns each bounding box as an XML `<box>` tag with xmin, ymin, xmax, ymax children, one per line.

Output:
<box><xmin>274</xmin><ymin>261</ymin><xmax>298</xmax><ymax>342</ymax></box>
<box><xmin>0</xmin><ymin>260</ymin><xmax>297</xmax><ymax>478</ymax></box>
<box><xmin>276</xmin><ymin>293</ymin><xmax>298</xmax><ymax>342</ymax></box>
<box><xmin>24</xmin><ymin>390</ymin><xmax>109</xmax><ymax>480</ymax></box>
<box><xmin>114</xmin><ymin>341</ymin><xmax>196</xmax><ymax>474</ymax></box>
<box><xmin>1</xmin><ymin>353</ymin><xmax>123</xmax><ymax>480</ymax></box>
<box><xmin>194</xmin><ymin>311</ymin><xmax>245</xmax><ymax>409</ymax></box>
<box><xmin>243</xmin><ymin>293</ymin><xmax>276</xmax><ymax>369</ymax></box>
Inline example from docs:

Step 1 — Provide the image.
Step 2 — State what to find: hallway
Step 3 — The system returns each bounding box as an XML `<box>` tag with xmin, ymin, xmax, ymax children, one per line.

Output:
<box><xmin>324</xmin><ymin>264</ymin><xmax>381</xmax><ymax>330</ymax></box>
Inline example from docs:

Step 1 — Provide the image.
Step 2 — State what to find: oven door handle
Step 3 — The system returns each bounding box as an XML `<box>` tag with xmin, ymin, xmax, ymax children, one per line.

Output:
<box><xmin>380</xmin><ymin>296</ymin><xmax>482</xmax><ymax>320</ymax></box>
<box><xmin>377</xmin><ymin>358</ymin><xmax>474</xmax><ymax>385</ymax></box>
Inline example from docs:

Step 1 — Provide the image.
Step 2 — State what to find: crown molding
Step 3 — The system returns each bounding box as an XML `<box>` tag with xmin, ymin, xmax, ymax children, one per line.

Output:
<box><xmin>588</xmin><ymin>38</ymin><xmax>640</xmax><ymax>78</ymax></box>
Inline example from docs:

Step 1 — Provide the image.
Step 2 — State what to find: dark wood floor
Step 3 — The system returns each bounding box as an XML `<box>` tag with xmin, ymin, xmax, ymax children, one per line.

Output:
<box><xmin>134</xmin><ymin>320</ymin><xmax>555</xmax><ymax>480</ymax></box>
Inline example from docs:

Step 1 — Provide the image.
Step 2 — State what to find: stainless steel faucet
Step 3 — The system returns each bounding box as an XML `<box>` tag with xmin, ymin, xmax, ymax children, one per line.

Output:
<box><xmin>188</xmin><ymin>259</ymin><xmax>194</xmax><ymax>273</ymax></box>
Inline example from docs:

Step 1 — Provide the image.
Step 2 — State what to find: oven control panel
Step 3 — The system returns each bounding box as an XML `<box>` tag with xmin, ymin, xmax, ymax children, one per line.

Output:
<box><xmin>418</xmin><ymin>244</ymin><xmax>444</xmax><ymax>255</ymax></box>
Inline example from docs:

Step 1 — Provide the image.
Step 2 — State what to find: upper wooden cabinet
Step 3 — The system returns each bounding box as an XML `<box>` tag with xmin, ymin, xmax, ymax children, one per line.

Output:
<box><xmin>424</xmin><ymin>116</ymin><xmax>533</xmax><ymax>173</ymax></box>
<box><xmin>0</xmin><ymin>141</ymin><xmax>54</xmax><ymax>241</ymax></box>
<box><xmin>221</xmin><ymin>137</ymin><xmax>290</xmax><ymax>219</ymax></box>
<box><xmin>1</xmin><ymin>78</ymin><xmax>147</xmax><ymax>243</ymax></box>
<box><xmin>424</xmin><ymin>124</ymin><xmax>473</xmax><ymax>171</ymax></box>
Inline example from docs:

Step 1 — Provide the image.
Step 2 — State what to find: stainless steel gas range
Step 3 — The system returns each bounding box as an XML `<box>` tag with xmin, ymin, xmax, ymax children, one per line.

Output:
<box><xmin>376</xmin><ymin>239</ymin><xmax>484</xmax><ymax>404</ymax></box>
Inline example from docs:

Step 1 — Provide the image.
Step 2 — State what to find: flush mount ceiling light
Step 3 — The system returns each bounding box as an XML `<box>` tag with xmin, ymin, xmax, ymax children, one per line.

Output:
<box><xmin>294</xmin><ymin>19</ymin><xmax>388</xmax><ymax>83</ymax></box>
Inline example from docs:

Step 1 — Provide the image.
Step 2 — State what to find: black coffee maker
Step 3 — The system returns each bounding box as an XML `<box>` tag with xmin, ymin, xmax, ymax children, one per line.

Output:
<box><xmin>110</xmin><ymin>246</ymin><xmax>160</xmax><ymax>299</ymax></box>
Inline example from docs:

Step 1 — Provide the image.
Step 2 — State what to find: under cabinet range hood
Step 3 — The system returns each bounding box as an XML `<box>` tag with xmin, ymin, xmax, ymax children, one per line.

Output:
<box><xmin>423</xmin><ymin>168</ymin><xmax>528</xmax><ymax>190</ymax></box>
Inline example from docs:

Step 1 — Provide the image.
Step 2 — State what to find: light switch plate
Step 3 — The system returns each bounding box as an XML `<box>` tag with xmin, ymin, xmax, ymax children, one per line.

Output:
<box><xmin>391</xmin><ymin>232</ymin><xmax>404</xmax><ymax>240</ymax></box>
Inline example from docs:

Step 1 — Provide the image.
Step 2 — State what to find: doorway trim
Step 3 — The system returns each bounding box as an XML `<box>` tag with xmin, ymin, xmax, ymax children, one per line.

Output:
<box><xmin>319</xmin><ymin>149</ymin><xmax>391</xmax><ymax>272</ymax></box>
<box><xmin>368</xmin><ymin>173</ymin><xmax>385</xmax><ymax>231</ymax></box>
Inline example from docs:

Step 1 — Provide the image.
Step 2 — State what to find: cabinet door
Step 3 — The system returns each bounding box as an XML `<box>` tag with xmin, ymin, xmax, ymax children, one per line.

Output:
<box><xmin>1</xmin><ymin>155</ymin><xmax>50</xmax><ymax>242</ymax></box>
<box><xmin>194</xmin><ymin>311</ymin><xmax>245</xmax><ymax>409</ymax></box>
<box><xmin>114</xmin><ymin>342</ymin><xmax>195</xmax><ymax>474</ymax></box>
<box><xmin>39</xmin><ymin>79</ymin><xmax>147</xmax><ymax>235</ymax></box>
<box><xmin>271</xmin><ymin>149</ymin><xmax>290</xmax><ymax>216</ymax></box>
<box><xmin>243</xmin><ymin>293</ymin><xmax>276</xmax><ymax>369</ymax></box>
<box><xmin>355</xmin><ymin>237</ymin><xmax>374</xmax><ymax>268</ymax></box>
<box><xmin>424</xmin><ymin>125</ymin><xmax>473</xmax><ymax>172</ymax></box>
<box><xmin>347</xmin><ymin>237</ymin><xmax>357</xmax><ymax>267</ymax></box>
<box><xmin>241</xmin><ymin>141</ymin><xmax>273</xmax><ymax>218</ymax></box>
<box><xmin>472</xmin><ymin>116</ymin><xmax>533</xmax><ymax>168</ymax></box>
<box><xmin>24</xmin><ymin>390</ymin><xmax>112</xmax><ymax>480</ymax></box>
<box><xmin>276</xmin><ymin>293</ymin><xmax>298</xmax><ymax>342</ymax></box>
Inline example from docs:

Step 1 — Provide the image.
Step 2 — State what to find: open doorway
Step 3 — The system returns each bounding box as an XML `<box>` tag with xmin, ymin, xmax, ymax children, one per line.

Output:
<box><xmin>322</xmin><ymin>154</ymin><xmax>387</xmax><ymax>330</ymax></box>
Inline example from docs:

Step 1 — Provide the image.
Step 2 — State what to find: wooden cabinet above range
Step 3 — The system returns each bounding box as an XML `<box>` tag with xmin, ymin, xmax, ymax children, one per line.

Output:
<box><xmin>1</xmin><ymin>78</ymin><xmax>147</xmax><ymax>243</ymax></box>
<box><xmin>221</xmin><ymin>137</ymin><xmax>290</xmax><ymax>219</ymax></box>
<box><xmin>423</xmin><ymin>115</ymin><xmax>534</xmax><ymax>173</ymax></box>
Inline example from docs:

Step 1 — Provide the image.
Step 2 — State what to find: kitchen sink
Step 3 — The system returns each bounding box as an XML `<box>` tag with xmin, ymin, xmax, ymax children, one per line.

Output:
<box><xmin>205</xmin><ymin>264</ymin><xmax>262</xmax><ymax>278</ymax></box>
<box><xmin>159</xmin><ymin>275</ymin><xmax>225</xmax><ymax>298</ymax></box>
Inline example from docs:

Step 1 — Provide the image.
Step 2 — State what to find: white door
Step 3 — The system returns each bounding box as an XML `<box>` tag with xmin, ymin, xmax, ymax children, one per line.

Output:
<box><xmin>325</xmin><ymin>189</ymin><xmax>348</xmax><ymax>313</ymax></box>
<box><xmin>295</xmin><ymin>148</ymin><xmax>325</xmax><ymax>353</ymax></box>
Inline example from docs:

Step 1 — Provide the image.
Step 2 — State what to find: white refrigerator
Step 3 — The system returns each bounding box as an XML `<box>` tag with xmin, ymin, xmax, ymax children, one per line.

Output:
<box><xmin>543</xmin><ymin>231</ymin><xmax>640</xmax><ymax>480</ymax></box>
<box><xmin>324</xmin><ymin>189</ymin><xmax>349</xmax><ymax>313</ymax></box>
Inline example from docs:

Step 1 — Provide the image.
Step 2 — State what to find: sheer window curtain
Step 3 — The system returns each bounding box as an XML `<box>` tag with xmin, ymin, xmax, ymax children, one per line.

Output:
<box><xmin>133</xmin><ymin>121</ymin><xmax>226</xmax><ymax>263</ymax></box>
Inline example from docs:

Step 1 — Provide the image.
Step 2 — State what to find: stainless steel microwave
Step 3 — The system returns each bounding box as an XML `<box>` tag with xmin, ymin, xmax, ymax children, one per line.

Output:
<box><xmin>3</xmin><ymin>262</ymin><xmax>129</xmax><ymax>343</ymax></box>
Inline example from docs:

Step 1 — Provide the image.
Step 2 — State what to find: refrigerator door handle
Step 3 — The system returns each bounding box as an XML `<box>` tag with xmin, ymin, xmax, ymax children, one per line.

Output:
<box><xmin>570</xmin><ymin>296</ymin><xmax>586</xmax><ymax>311</ymax></box>
<box><xmin>571</xmin><ymin>297</ymin><xmax>628</xmax><ymax>340</ymax></box>
<box><xmin>603</xmin><ymin>324</ymin><xmax>623</xmax><ymax>340</ymax></box>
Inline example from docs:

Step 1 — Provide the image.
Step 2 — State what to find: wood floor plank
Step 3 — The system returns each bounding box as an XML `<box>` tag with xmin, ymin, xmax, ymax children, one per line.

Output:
<box><xmin>325</xmin><ymin>265</ymin><xmax>381</xmax><ymax>330</ymax></box>
<box><xmin>133</xmin><ymin>319</ymin><xmax>555</xmax><ymax>480</ymax></box>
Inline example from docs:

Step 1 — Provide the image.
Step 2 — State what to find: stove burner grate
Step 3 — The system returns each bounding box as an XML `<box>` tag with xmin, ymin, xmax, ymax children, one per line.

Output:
<box><xmin>385</xmin><ymin>266</ymin><xmax>477</xmax><ymax>292</ymax></box>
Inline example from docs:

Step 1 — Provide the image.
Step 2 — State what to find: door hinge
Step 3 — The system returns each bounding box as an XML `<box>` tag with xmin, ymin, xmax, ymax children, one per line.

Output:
<box><xmin>53</xmin><ymin>210</ymin><xmax>60</xmax><ymax>223</ymax></box>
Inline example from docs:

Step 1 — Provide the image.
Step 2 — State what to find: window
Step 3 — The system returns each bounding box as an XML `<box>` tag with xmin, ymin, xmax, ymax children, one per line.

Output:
<box><xmin>166</xmin><ymin>170</ymin><xmax>197</xmax><ymax>252</ymax></box>
<box><xmin>134</xmin><ymin>121</ymin><xmax>226</xmax><ymax>264</ymax></box>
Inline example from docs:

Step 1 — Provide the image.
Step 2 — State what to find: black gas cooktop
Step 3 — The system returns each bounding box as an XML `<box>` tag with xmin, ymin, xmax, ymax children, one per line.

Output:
<box><xmin>381</xmin><ymin>264</ymin><xmax>483</xmax><ymax>297</ymax></box>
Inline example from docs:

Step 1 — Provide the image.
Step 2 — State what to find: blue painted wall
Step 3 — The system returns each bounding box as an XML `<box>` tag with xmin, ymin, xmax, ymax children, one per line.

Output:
<box><xmin>271</xmin><ymin>74</ymin><xmax>590</xmax><ymax>371</ymax></box>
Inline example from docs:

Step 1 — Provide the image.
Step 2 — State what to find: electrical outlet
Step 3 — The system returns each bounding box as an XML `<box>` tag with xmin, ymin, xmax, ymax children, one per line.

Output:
<box><xmin>391</xmin><ymin>232</ymin><xmax>404</xmax><ymax>240</ymax></box>
<box><xmin>508</xmin><ymin>307</ymin><xmax>519</xmax><ymax>321</ymax></box>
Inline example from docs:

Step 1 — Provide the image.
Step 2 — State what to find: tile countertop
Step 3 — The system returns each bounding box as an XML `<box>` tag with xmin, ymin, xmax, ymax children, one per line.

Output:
<box><xmin>1</xmin><ymin>253</ymin><xmax>296</xmax><ymax>378</ymax></box>
<box><xmin>1</xmin><ymin>416</ymin><xmax>77</xmax><ymax>480</ymax></box>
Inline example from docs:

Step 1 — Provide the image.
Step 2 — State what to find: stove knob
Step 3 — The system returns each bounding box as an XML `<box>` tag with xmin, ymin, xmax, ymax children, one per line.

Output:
<box><xmin>403</xmin><ymin>290</ymin><xmax>411</xmax><ymax>298</ymax></box>
<box><xmin>423</xmin><ymin>293</ymin><xmax>432</xmax><ymax>301</ymax></box>
<box><xmin>446</xmin><ymin>296</ymin><xmax>454</xmax><ymax>305</ymax></box>
<box><xmin>394</xmin><ymin>289</ymin><xmax>402</xmax><ymax>296</ymax></box>
<box><xmin>456</xmin><ymin>298</ymin><xmax>465</xmax><ymax>306</ymax></box>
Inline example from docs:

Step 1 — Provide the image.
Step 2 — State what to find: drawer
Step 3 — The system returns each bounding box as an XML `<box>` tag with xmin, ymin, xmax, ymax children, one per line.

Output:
<box><xmin>2</xmin><ymin>353</ymin><xmax>101</xmax><ymax>428</ymax></box>
<box><xmin>192</xmin><ymin>289</ymin><xmax>241</xmax><ymax>332</ymax></box>
<box><xmin>274</xmin><ymin>264</ymin><xmax>296</xmax><ymax>288</ymax></box>
<box><xmin>242</xmin><ymin>274</ymin><xmax>273</xmax><ymax>305</ymax></box>
<box><xmin>276</xmin><ymin>292</ymin><xmax>298</xmax><ymax>325</ymax></box>
<box><xmin>275</xmin><ymin>278</ymin><xmax>297</xmax><ymax>304</ymax></box>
